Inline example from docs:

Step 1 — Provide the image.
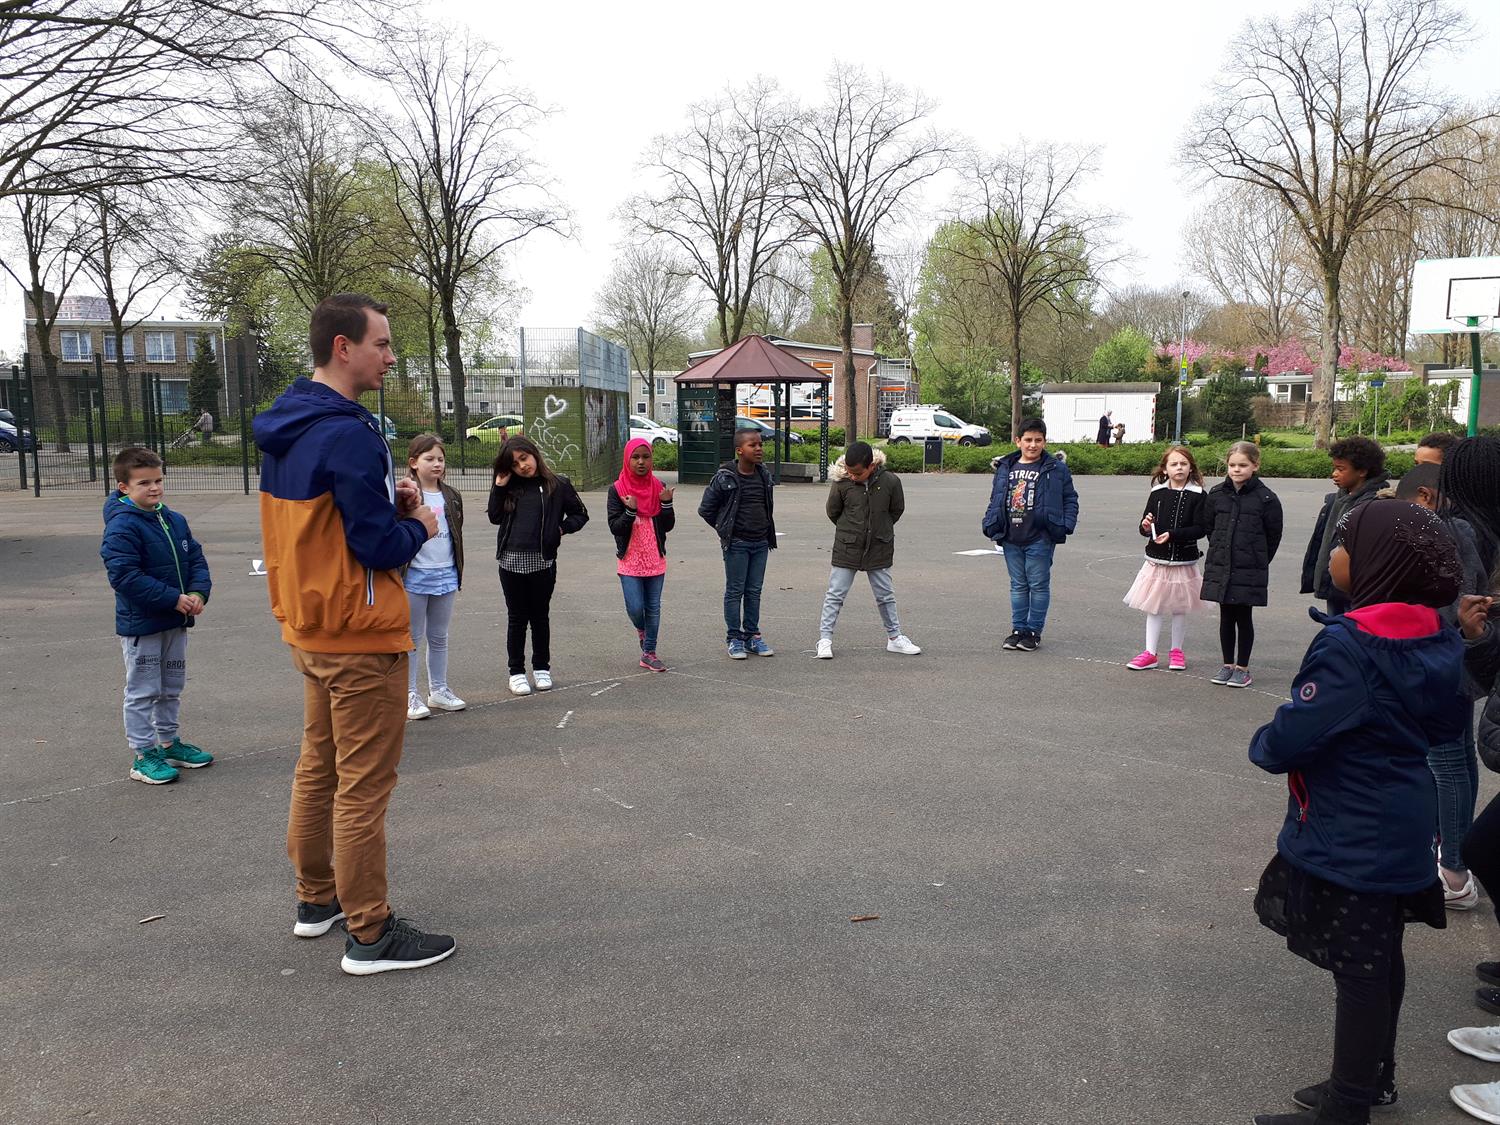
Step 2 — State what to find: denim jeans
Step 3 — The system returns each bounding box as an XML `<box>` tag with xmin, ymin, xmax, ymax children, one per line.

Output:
<box><xmin>1002</xmin><ymin>536</ymin><xmax>1055</xmax><ymax>633</ymax></box>
<box><xmin>722</xmin><ymin>539</ymin><xmax>769</xmax><ymax>643</ymax></box>
<box><xmin>1430</xmin><ymin>709</ymin><xmax>1478</xmax><ymax>872</ymax></box>
<box><xmin>620</xmin><ymin>573</ymin><xmax>665</xmax><ymax>653</ymax></box>
<box><xmin>820</xmin><ymin>566</ymin><xmax>900</xmax><ymax>639</ymax></box>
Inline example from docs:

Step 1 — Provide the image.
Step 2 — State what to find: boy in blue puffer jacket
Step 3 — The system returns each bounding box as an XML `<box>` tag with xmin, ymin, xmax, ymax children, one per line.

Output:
<box><xmin>1249</xmin><ymin>500</ymin><xmax>1465</xmax><ymax>1125</ymax></box>
<box><xmin>101</xmin><ymin>446</ymin><xmax>213</xmax><ymax>785</ymax></box>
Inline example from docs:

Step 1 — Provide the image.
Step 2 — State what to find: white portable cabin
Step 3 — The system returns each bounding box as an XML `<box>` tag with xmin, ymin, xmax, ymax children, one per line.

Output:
<box><xmin>1039</xmin><ymin>382</ymin><xmax>1160</xmax><ymax>444</ymax></box>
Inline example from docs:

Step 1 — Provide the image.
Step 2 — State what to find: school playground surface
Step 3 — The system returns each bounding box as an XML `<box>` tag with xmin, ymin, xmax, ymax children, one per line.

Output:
<box><xmin>1</xmin><ymin>473</ymin><xmax>1492</xmax><ymax>1125</ymax></box>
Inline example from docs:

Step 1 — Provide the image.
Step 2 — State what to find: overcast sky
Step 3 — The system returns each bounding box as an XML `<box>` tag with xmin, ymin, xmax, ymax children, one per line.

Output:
<box><xmin>3</xmin><ymin>0</ymin><xmax>1497</xmax><ymax>352</ymax></box>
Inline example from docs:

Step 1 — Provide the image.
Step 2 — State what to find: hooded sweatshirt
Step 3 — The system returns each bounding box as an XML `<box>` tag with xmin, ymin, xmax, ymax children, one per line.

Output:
<box><xmin>254</xmin><ymin>377</ymin><xmax>427</xmax><ymax>653</ymax></box>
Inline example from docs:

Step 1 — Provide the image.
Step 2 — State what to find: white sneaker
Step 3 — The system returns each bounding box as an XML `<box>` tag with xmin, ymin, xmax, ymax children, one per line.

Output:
<box><xmin>534</xmin><ymin>670</ymin><xmax>553</xmax><ymax>691</ymax></box>
<box><xmin>427</xmin><ymin>688</ymin><xmax>466</xmax><ymax>712</ymax></box>
<box><xmin>407</xmin><ymin>691</ymin><xmax>431</xmax><ymax>720</ymax></box>
<box><xmin>1450</xmin><ymin>1026</ymin><xmax>1500</xmax><ymax>1063</ymax></box>
<box><xmin>1446</xmin><ymin>867</ymin><xmax>1481</xmax><ymax>910</ymax></box>
<box><xmin>508</xmin><ymin>674</ymin><xmax>532</xmax><ymax>696</ymax></box>
<box><xmin>1452</xmin><ymin>1080</ymin><xmax>1500</xmax><ymax>1123</ymax></box>
<box><xmin>816</xmin><ymin>638</ymin><xmax>833</xmax><ymax>659</ymax></box>
<box><xmin>886</xmin><ymin>635</ymin><xmax>921</xmax><ymax>655</ymax></box>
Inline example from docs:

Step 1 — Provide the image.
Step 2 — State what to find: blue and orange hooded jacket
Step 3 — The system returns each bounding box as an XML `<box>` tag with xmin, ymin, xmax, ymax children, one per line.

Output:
<box><xmin>254</xmin><ymin>377</ymin><xmax>427</xmax><ymax>653</ymax></box>
<box><xmin>1250</xmin><ymin>603</ymin><xmax>1464</xmax><ymax>894</ymax></box>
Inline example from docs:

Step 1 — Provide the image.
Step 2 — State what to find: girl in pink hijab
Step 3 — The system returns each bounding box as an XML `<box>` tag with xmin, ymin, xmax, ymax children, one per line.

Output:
<box><xmin>606</xmin><ymin>438</ymin><xmax>676</xmax><ymax>671</ymax></box>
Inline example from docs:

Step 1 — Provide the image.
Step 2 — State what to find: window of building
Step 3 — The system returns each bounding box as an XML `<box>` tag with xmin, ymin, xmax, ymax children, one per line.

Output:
<box><xmin>157</xmin><ymin>379</ymin><xmax>189</xmax><ymax>414</ymax></box>
<box><xmin>656</xmin><ymin>378</ymin><xmax>666</xmax><ymax>395</ymax></box>
<box><xmin>503</xmin><ymin>375</ymin><xmax>516</xmax><ymax>389</ymax></box>
<box><xmin>445</xmin><ymin>401</ymin><xmax>453</xmax><ymax>411</ymax></box>
<box><xmin>185</xmin><ymin>332</ymin><xmax>216</xmax><ymax>358</ymax></box>
<box><xmin>103</xmin><ymin>334</ymin><xmax>135</xmax><ymax>362</ymax></box>
<box><xmin>145</xmin><ymin>331</ymin><xmax>176</xmax><ymax>363</ymax></box>
<box><xmin>635</xmin><ymin>401</ymin><xmax>647</xmax><ymax>414</ymax></box>
<box><xmin>60</xmin><ymin>330</ymin><xmax>92</xmax><ymax>361</ymax></box>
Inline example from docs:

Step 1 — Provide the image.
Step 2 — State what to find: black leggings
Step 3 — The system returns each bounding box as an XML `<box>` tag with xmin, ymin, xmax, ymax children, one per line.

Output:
<box><xmin>1219</xmin><ymin>604</ymin><xmax>1255</xmax><ymax>666</ymax></box>
<box><xmin>499</xmin><ymin>565</ymin><xmax>557</xmax><ymax>675</ymax></box>
<box><xmin>1464</xmin><ymin>791</ymin><xmax>1500</xmax><ymax>926</ymax></box>
<box><xmin>1329</xmin><ymin>939</ymin><xmax>1405</xmax><ymax>1104</ymax></box>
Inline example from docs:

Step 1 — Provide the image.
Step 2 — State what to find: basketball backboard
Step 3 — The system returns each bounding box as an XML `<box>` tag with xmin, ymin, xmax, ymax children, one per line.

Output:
<box><xmin>1409</xmin><ymin>257</ymin><xmax>1500</xmax><ymax>334</ymax></box>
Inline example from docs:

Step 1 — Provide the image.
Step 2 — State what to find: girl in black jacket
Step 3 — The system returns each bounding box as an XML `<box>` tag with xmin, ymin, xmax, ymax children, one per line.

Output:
<box><xmin>1200</xmin><ymin>441</ymin><xmax>1284</xmax><ymax>689</ymax></box>
<box><xmin>1123</xmin><ymin>446</ymin><xmax>1208</xmax><ymax>671</ymax></box>
<box><xmin>487</xmin><ymin>435</ymin><xmax>588</xmax><ymax>695</ymax></box>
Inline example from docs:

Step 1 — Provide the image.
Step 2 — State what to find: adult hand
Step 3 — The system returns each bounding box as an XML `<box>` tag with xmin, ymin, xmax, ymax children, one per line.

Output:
<box><xmin>413</xmin><ymin>503</ymin><xmax>439</xmax><ymax>539</ymax></box>
<box><xmin>494</xmin><ymin>471</ymin><xmax>510</xmax><ymax>488</ymax></box>
<box><xmin>623</xmin><ymin>495</ymin><xmax>637</xmax><ymax>511</ymax></box>
<box><xmin>395</xmin><ymin>478</ymin><xmax>420</xmax><ymax>515</ymax></box>
<box><xmin>1459</xmin><ymin>595</ymin><xmax>1493</xmax><ymax>640</ymax></box>
<box><xmin>660</xmin><ymin>486</ymin><xmax>674</xmax><ymax>502</ymax></box>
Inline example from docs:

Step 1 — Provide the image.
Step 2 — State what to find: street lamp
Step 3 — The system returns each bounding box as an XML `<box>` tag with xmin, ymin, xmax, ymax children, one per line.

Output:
<box><xmin>1174</xmin><ymin>291</ymin><xmax>1190</xmax><ymax>443</ymax></box>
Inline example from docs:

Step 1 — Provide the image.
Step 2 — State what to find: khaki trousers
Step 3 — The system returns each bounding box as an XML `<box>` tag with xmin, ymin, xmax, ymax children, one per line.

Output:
<box><xmin>287</xmin><ymin>648</ymin><xmax>407</xmax><ymax>942</ymax></box>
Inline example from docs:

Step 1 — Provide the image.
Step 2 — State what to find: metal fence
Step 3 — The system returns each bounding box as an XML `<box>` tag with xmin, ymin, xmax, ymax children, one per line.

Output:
<box><xmin>0</xmin><ymin>327</ymin><xmax>629</xmax><ymax>494</ymax></box>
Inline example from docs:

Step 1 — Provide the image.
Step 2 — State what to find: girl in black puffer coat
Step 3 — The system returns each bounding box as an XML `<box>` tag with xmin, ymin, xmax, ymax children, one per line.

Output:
<box><xmin>1200</xmin><ymin>441</ymin><xmax>1284</xmax><ymax>689</ymax></box>
<box><xmin>1122</xmin><ymin>446</ymin><xmax>1209</xmax><ymax>671</ymax></box>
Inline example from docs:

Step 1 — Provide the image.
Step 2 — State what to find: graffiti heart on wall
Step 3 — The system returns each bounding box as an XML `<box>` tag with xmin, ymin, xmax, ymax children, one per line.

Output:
<box><xmin>530</xmin><ymin>395</ymin><xmax>579</xmax><ymax>465</ymax></box>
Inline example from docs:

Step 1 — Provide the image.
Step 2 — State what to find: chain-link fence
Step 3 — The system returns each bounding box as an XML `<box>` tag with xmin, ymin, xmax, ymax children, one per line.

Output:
<box><xmin>0</xmin><ymin>328</ymin><xmax>629</xmax><ymax>494</ymax></box>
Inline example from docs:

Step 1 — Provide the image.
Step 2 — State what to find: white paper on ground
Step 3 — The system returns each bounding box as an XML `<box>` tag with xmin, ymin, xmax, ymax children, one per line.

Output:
<box><xmin>249</xmin><ymin>558</ymin><xmax>267</xmax><ymax>575</ymax></box>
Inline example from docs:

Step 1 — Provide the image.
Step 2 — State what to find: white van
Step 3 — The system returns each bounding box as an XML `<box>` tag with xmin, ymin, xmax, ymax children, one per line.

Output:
<box><xmin>886</xmin><ymin>405</ymin><xmax>992</xmax><ymax>447</ymax></box>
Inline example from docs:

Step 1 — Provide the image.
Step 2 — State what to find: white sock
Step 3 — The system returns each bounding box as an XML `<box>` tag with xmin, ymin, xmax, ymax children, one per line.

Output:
<box><xmin>1170</xmin><ymin>614</ymin><xmax>1186</xmax><ymax>652</ymax></box>
<box><xmin>1145</xmin><ymin>613</ymin><xmax>1163</xmax><ymax>654</ymax></box>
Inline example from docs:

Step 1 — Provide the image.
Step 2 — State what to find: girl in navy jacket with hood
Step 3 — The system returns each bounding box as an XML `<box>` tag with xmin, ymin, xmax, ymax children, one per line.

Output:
<box><xmin>1249</xmin><ymin>500</ymin><xmax>1464</xmax><ymax>1125</ymax></box>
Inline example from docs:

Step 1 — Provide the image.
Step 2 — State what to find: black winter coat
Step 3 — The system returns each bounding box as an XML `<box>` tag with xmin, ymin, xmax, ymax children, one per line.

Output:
<box><xmin>487</xmin><ymin>474</ymin><xmax>588</xmax><ymax>561</ymax></box>
<box><xmin>1138</xmin><ymin>482</ymin><xmax>1208</xmax><ymax>563</ymax></box>
<box><xmin>697</xmin><ymin>463</ymin><xmax>777</xmax><ymax>550</ymax></box>
<box><xmin>1199</xmin><ymin>475</ymin><xmax>1284</xmax><ymax>606</ymax></box>
<box><xmin>606</xmin><ymin>487</ymin><xmax>676</xmax><ymax>560</ymax></box>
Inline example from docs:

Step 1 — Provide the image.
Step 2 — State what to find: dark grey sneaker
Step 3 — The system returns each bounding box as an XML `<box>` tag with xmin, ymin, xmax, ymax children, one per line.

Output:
<box><xmin>294</xmin><ymin>897</ymin><xmax>345</xmax><ymax>938</ymax></box>
<box><xmin>1210</xmin><ymin>664</ymin><xmax>1234</xmax><ymax>685</ymax></box>
<box><xmin>1002</xmin><ymin>631</ymin><xmax>1024</xmax><ymax>650</ymax></box>
<box><xmin>1292</xmin><ymin>1066</ymin><xmax>1397</xmax><ymax>1110</ymax></box>
<box><xmin>1227</xmin><ymin>668</ymin><xmax>1254</xmax><ymax>689</ymax></box>
<box><xmin>1016</xmin><ymin>632</ymin><xmax>1040</xmax><ymax>652</ymax></box>
<box><xmin>340</xmin><ymin>915</ymin><xmax>456</xmax><ymax>976</ymax></box>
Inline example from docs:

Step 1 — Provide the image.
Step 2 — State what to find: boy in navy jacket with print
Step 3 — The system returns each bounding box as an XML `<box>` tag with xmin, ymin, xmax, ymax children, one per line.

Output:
<box><xmin>101</xmin><ymin>446</ymin><xmax>213</xmax><ymax>785</ymax></box>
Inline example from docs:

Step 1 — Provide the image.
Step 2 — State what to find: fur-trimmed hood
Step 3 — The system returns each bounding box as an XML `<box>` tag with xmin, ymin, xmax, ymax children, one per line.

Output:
<box><xmin>830</xmin><ymin>446</ymin><xmax>887</xmax><ymax>482</ymax></box>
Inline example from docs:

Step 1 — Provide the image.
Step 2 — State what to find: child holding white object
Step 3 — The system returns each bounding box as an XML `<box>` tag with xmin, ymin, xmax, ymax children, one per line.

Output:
<box><xmin>403</xmin><ymin>433</ymin><xmax>466</xmax><ymax>720</ymax></box>
<box><xmin>1124</xmin><ymin>446</ymin><xmax>1208</xmax><ymax>671</ymax></box>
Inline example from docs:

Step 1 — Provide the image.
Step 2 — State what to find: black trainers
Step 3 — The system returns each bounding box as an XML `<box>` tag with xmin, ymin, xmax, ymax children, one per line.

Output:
<box><xmin>340</xmin><ymin>914</ymin><xmax>456</xmax><ymax>976</ymax></box>
<box><xmin>1479</xmin><ymin>961</ymin><xmax>1500</xmax><ymax>987</ymax></box>
<box><xmin>293</xmin><ymin>897</ymin><xmax>345</xmax><ymax>938</ymax></box>
<box><xmin>1002</xmin><ymin>631</ymin><xmax>1025</xmax><ymax>650</ymax></box>
<box><xmin>1478</xmin><ymin>986</ymin><xmax>1500</xmax><ymax>1015</ymax></box>
<box><xmin>1292</xmin><ymin>1066</ymin><xmax>1397</xmax><ymax>1110</ymax></box>
<box><xmin>1016</xmin><ymin>631</ymin><xmax>1040</xmax><ymax>652</ymax></box>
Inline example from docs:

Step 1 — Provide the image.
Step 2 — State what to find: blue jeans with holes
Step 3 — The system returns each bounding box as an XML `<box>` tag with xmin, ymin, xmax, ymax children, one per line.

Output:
<box><xmin>722</xmin><ymin>539</ymin><xmax>769</xmax><ymax>643</ymax></box>
<box><xmin>1430</xmin><ymin>709</ymin><xmax>1478</xmax><ymax>872</ymax></box>
<box><xmin>1002</xmin><ymin>536</ymin><xmax>1056</xmax><ymax>634</ymax></box>
<box><xmin>620</xmin><ymin>573</ymin><xmax>665</xmax><ymax>653</ymax></box>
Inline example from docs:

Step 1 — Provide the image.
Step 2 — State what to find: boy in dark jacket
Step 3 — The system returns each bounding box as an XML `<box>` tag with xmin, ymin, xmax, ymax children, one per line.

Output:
<box><xmin>698</xmin><ymin>429</ymin><xmax>777</xmax><ymax>658</ymax></box>
<box><xmin>815</xmin><ymin>443</ymin><xmax>919</xmax><ymax>659</ymax></box>
<box><xmin>981</xmin><ymin>418</ymin><xmax>1079</xmax><ymax>651</ymax></box>
<box><xmin>100</xmin><ymin>446</ymin><xmax>213</xmax><ymax>785</ymax></box>
<box><xmin>1302</xmin><ymin>436</ymin><xmax>1389</xmax><ymax>616</ymax></box>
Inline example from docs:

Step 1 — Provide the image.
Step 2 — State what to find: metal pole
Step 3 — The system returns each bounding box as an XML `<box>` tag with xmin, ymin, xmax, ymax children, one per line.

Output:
<box><xmin>819</xmin><ymin>383</ymin><xmax>829</xmax><ymax>483</ymax></box>
<box><xmin>236</xmin><ymin>342</ymin><xmax>251</xmax><ymax>495</ymax></box>
<box><xmin>23</xmin><ymin>352</ymin><xmax>40</xmax><ymax>497</ymax></box>
<box><xmin>10</xmin><ymin>363</ymin><xmax>26</xmax><ymax>492</ymax></box>
<box><xmin>1174</xmin><ymin>291</ymin><xmax>1188</xmax><ymax>443</ymax></box>
<box><xmin>82</xmin><ymin>368</ymin><xmax>97</xmax><ymax>483</ymax></box>
<box><xmin>95</xmin><ymin>353</ymin><xmax>109</xmax><ymax>494</ymax></box>
<box><xmin>1469</xmin><ymin>323</ymin><xmax>1483</xmax><ymax>437</ymax></box>
<box><xmin>771</xmin><ymin>382</ymin><xmax>782</xmax><ymax>484</ymax></box>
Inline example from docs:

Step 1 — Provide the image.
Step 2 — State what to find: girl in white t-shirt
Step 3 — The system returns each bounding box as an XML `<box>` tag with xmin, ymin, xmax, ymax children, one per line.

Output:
<box><xmin>404</xmin><ymin>433</ymin><xmax>466</xmax><ymax>720</ymax></box>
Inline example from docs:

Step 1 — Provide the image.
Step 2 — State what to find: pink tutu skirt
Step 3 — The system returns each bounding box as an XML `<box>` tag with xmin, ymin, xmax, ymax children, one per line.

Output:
<box><xmin>1123</xmin><ymin>559</ymin><xmax>1204</xmax><ymax>616</ymax></box>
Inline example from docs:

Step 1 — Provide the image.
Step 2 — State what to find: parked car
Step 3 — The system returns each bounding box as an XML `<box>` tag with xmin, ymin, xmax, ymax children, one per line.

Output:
<box><xmin>465</xmin><ymin>414</ymin><xmax>523</xmax><ymax>443</ymax></box>
<box><xmin>0</xmin><ymin>411</ymin><xmax>36</xmax><ymax>453</ymax></box>
<box><xmin>886</xmin><ymin>404</ymin><xmax>992</xmax><ymax>447</ymax></box>
<box><xmin>374</xmin><ymin>413</ymin><xmax>398</xmax><ymax>440</ymax></box>
<box><xmin>734</xmin><ymin>415</ymin><xmax>803</xmax><ymax>445</ymax></box>
<box><xmin>630</xmin><ymin>415</ymin><xmax>679</xmax><ymax>446</ymax></box>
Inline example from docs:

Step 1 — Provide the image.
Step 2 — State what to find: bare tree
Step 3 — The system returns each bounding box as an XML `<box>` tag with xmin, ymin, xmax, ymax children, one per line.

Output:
<box><xmin>627</xmin><ymin>79</ymin><xmax>795</xmax><ymax>349</ymax></box>
<box><xmin>376</xmin><ymin>26</ymin><xmax>565</xmax><ymax>443</ymax></box>
<box><xmin>950</xmin><ymin>143</ymin><xmax>1114</xmax><ymax>437</ymax></box>
<box><xmin>1</xmin><ymin>189</ymin><xmax>87</xmax><ymax>449</ymax></box>
<box><xmin>80</xmin><ymin>184</ymin><xmax>178</xmax><ymax>438</ymax></box>
<box><xmin>594</xmin><ymin>244</ymin><xmax>698</xmax><ymax>418</ymax></box>
<box><xmin>743</xmin><ymin>247</ymin><xmax>814</xmax><ymax>339</ymax></box>
<box><xmin>1097</xmin><ymin>284</ymin><xmax>1211</xmax><ymax>348</ymax></box>
<box><xmin>783</xmin><ymin>66</ymin><xmax>949</xmax><ymax>442</ymax></box>
<box><xmin>1182</xmin><ymin>0</ymin><xmax>1493</xmax><ymax>446</ymax></box>
<box><xmin>1184</xmin><ymin>183</ymin><xmax>1313</xmax><ymax>344</ymax></box>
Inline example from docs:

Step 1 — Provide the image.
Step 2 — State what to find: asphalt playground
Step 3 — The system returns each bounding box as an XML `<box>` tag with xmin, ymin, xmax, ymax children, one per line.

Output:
<box><xmin>2</xmin><ymin>471</ymin><xmax>1494</xmax><ymax>1125</ymax></box>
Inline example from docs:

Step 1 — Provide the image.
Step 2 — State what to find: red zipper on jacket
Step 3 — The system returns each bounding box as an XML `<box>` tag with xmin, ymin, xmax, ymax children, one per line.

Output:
<box><xmin>1288</xmin><ymin>770</ymin><xmax>1309</xmax><ymax>823</ymax></box>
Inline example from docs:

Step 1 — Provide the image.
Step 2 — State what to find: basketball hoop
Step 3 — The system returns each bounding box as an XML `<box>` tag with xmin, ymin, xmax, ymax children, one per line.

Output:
<box><xmin>1408</xmin><ymin>258</ymin><xmax>1500</xmax><ymax>436</ymax></box>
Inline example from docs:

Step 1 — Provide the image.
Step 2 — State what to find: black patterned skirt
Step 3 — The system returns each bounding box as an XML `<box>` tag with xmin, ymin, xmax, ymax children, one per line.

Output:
<box><xmin>1255</xmin><ymin>854</ymin><xmax>1445</xmax><ymax>979</ymax></box>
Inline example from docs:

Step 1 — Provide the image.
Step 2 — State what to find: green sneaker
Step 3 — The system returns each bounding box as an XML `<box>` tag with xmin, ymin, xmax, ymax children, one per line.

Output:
<box><xmin>162</xmin><ymin>737</ymin><xmax>213</xmax><ymax>769</ymax></box>
<box><xmin>130</xmin><ymin>749</ymin><xmax>179</xmax><ymax>785</ymax></box>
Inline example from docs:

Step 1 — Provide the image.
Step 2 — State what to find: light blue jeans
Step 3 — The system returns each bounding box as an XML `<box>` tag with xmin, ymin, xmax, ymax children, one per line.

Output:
<box><xmin>407</xmin><ymin>590</ymin><xmax>456</xmax><ymax>694</ymax></box>
<box><xmin>120</xmin><ymin>628</ymin><xmax>188</xmax><ymax>750</ymax></box>
<box><xmin>620</xmin><ymin>573</ymin><xmax>665</xmax><ymax>653</ymax></box>
<box><xmin>1002</xmin><ymin>537</ymin><xmax>1056</xmax><ymax>634</ymax></box>
<box><xmin>820</xmin><ymin>566</ymin><xmax>900</xmax><ymax>639</ymax></box>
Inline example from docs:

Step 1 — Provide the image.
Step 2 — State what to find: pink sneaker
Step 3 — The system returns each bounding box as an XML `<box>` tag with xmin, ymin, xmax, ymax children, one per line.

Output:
<box><xmin>1168</xmin><ymin>648</ymin><xmax>1186</xmax><ymax>671</ymax></box>
<box><xmin>1126</xmin><ymin>650</ymin><xmax>1158</xmax><ymax>671</ymax></box>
